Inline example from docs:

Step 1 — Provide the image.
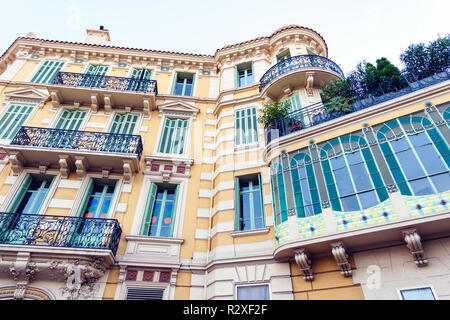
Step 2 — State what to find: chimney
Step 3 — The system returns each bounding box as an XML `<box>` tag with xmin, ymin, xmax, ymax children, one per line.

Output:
<box><xmin>84</xmin><ymin>26</ymin><xmax>111</xmax><ymax>45</ymax></box>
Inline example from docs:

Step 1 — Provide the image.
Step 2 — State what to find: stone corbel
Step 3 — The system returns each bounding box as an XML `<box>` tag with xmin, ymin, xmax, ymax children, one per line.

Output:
<box><xmin>282</xmin><ymin>85</ymin><xmax>292</xmax><ymax>96</ymax></box>
<box><xmin>104</xmin><ymin>95</ymin><xmax>112</xmax><ymax>114</ymax></box>
<box><xmin>143</xmin><ymin>98</ymin><xmax>150</xmax><ymax>117</ymax></box>
<box><xmin>330</xmin><ymin>241</ymin><xmax>352</xmax><ymax>277</ymax></box>
<box><xmin>39</xmin><ymin>162</ymin><xmax>50</xmax><ymax>174</ymax></box>
<box><xmin>402</xmin><ymin>228</ymin><xmax>428</xmax><ymax>267</ymax></box>
<box><xmin>101</xmin><ymin>167</ymin><xmax>111</xmax><ymax>179</ymax></box>
<box><xmin>306</xmin><ymin>72</ymin><xmax>315</xmax><ymax>97</ymax></box>
<box><xmin>74</xmin><ymin>156</ymin><xmax>88</xmax><ymax>180</ymax></box>
<box><xmin>59</xmin><ymin>155</ymin><xmax>72</xmax><ymax>179</ymax></box>
<box><xmin>123</xmin><ymin>160</ymin><xmax>134</xmax><ymax>184</ymax></box>
<box><xmin>50</xmin><ymin>90</ymin><xmax>61</xmax><ymax>108</ymax></box>
<box><xmin>91</xmin><ymin>93</ymin><xmax>99</xmax><ymax>113</ymax></box>
<box><xmin>294</xmin><ymin>248</ymin><xmax>314</xmax><ymax>281</ymax></box>
<box><xmin>9</xmin><ymin>152</ymin><xmax>25</xmax><ymax>175</ymax></box>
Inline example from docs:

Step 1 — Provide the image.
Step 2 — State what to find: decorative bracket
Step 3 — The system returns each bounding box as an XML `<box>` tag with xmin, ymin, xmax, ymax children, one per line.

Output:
<box><xmin>59</xmin><ymin>155</ymin><xmax>72</xmax><ymax>179</ymax></box>
<box><xmin>330</xmin><ymin>241</ymin><xmax>352</xmax><ymax>277</ymax></box>
<box><xmin>294</xmin><ymin>248</ymin><xmax>314</xmax><ymax>281</ymax></box>
<box><xmin>9</xmin><ymin>152</ymin><xmax>25</xmax><ymax>176</ymax></box>
<box><xmin>402</xmin><ymin>228</ymin><xmax>428</xmax><ymax>267</ymax></box>
<box><xmin>90</xmin><ymin>93</ymin><xmax>99</xmax><ymax>112</ymax></box>
<box><xmin>74</xmin><ymin>156</ymin><xmax>88</xmax><ymax>180</ymax></box>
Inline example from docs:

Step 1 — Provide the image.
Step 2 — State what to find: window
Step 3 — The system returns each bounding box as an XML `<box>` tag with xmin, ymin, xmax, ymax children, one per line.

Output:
<box><xmin>236</xmin><ymin>62</ymin><xmax>254</xmax><ymax>87</ymax></box>
<box><xmin>377</xmin><ymin>116</ymin><xmax>450</xmax><ymax>196</ymax></box>
<box><xmin>109</xmin><ymin>113</ymin><xmax>139</xmax><ymax>135</ymax></box>
<box><xmin>235</xmin><ymin>174</ymin><xmax>265</xmax><ymax>231</ymax></box>
<box><xmin>400</xmin><ymin>287</ymin><xmax>436</xmax><ymax>300</ymax></box>
<box><xmin>276</xmin><ymin>49</ymin><xmax>291</xmax><ymax>63</ymax></box>
<box><xmin>158</xmin><ymin>118</ymin><xmax>189</xmax><ymax>155</ymax></box>
<box><xmin>0</xmin><ymin>104</ymin><xmax>34</xmax><ymax>140</ymax></box>
<box><xmin>235</xmin><ymin>107</ymin><xmax>258</xmax><ymax>146</ymax></box>
<box><xmin>236</xmin><ymin>284</ymin><xmax>270</xmax><ymax>300</ymax></box>
<box><xmin>80</xmin><ymin>64</ymin><xmax>109</xmax><ymax>87</ymax></box>
<box><xmin>76</xmin><ymin>179</ymin><xmax>118</xmax><ymax>219</ymax></box>
<box><xmin>30</xmin><ymin>60</ymin><xmax>64</xmax><ymax>84</ymax></box>
<box><xmin>172</xmin><ymin>72</ymin><xmax>194</xmax><ymax>96</ymax></box>
<box><xmin>7</xmin><ymin>174</ymin><xmax>55</xmax><ymax>214</ymax></box>
<box><xmin>126</xmin><ymin>287</ymin><xmax>164</xmax><ymax>300</ymax></box>
<box><xmin>282</xmin><ymin>92</ymin><xmax>302</xmax><ymax>112</ymax></box>
<box><xmin>290</xmin><ymin>154</ymin><xmax>321</xmax><ymax>217</ymax></box>
<box><xmin>128</xmin><ymin>68</ymin><xmax>152</xmax><ymax>91</ymax></box>
<box><xmin>140</xmin><ymin>183</ymin><xmax>179</xmax><ymax>237</ymax></box>
<box><xmin>320</xmin><ymin>135</ymin><xmax>388</xmax><ymax>211</ymax></box>
<box><xmin>0</xmin><ymin>174</ymin><xmax>55</xmax><ymax>244</ymax></box>
<box><xmin>44</xmin><ymin>109</ymin><xmax>87</xmax><ymax>148</ymax></box>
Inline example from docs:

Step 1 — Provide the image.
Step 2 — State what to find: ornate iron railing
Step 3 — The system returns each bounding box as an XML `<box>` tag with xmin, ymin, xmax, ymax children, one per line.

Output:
<box><xmin>264</xmin><ymin>70</ymin><xmax>450</xmax><ymax>144</ymax></box>
<box><xmin>259</xmin><ymin>55</ymin><xmax>345</xmax><ymax>92</ymax></box>
<box><xmin>10</xmin><ymin>126</ymin><xmax>143</xmax><ymax>159</ymax></box>
<box><xmin>0</xmin><ymin>213</ymin><xmax>122</xmax><ymax>255</ymax></box>
<box><xmin>52</xmin><ymin>72</ymin><xmax>158</xmax><ymax>95</ymax></box>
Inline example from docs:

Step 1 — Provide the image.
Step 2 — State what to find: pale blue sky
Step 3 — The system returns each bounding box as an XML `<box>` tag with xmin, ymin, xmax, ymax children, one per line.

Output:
<box><xmin>1</xmin><ymin>0</ymin><xmax>449</xmax><ymax>75</ymax></box>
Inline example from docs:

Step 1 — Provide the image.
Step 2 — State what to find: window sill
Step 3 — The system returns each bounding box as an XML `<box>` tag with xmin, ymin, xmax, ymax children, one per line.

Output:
<box><xmin>234</xmin><ymin>142</ymin><xmax>260</xmax><ymax>152</ymax></box>
<box><xmin>125</xmin><ymin>235</ymin><xmax>184</xmax><ymax>245</ymax></box>
<box><xmin>230</xmin><ymin>227</ymin><xmax>270</xmax><ymax>238</ymax></box>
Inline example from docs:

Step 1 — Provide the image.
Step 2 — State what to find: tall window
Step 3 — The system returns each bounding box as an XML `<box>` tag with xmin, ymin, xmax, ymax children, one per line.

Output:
<box><xmin>282</xmin><ymin>92</ymin><xmax>302</xmax><ymax>112</ymax></box>
<box><xmin>81</xmin><ymin>64</ymin><xmax>109</xmax><ymax>87</ymax></box>
<box><xmin>270</xmin><ymin>162</ymin><xmax>288</xmax><ymax>226</ymax></box>
<box><xmin>140</xmin><ymin>183</ymin><xmax>179</xmax><ymax>237</ymax></box>
<box><xmin>128</xmin><ymin>68</ymin><xmax>152</xmax><ymax>91</ymax></box>
<box><xmin>235</xmin><ymin>174</ymin><xmax>265</xmax><ymax>231</ymax></box>
<box><xmin>400</xmin><ymin>287</ymin><xmax>436</xmax><ymax>300</ymax></box>
<box><xmin>76</xmin><ymin>179</ymin><xmax>118</xmax><ymax>219</ymax></box>
<box><xmin>276</xmin><ymin>49</ymin><xmax>291</xmax><ymax>63</ymax></box>
<box><xmin>290</xmin><ymin>153</ymin><xmax>321</xmax><ymax>217</ymax></box>
<box><xmin>236</xmin><ymin>62</ymin><xmax>254</xmax><ymax>87</ymax></box>
<box><xmin>377</xmin><ymin>116</ymin><xmax>450</xmax><ymax>195</ymax></box>
<box><xmin>235</xmin><ymin>107</ymin><xmax>258</xmax><ymax>146</ymax></box>
<box><xmin>0</xmin><ymin>104</ymin><xmax>34</xmax><ymax>140</ymax></box>
<box><xmin>173</xmin><ymin>72</ymin><xmax>194</xmax><ymax>96</ymax></box>
<box><xmin>30</xmin><ymin>60</ymin><xmax>64</xmax><ymax>84</ymax></box>
<box><xmin>320</xmin><ymin>135</ymin><xmax>388</xmax><ymax>211</ymax></box>
<box><xmin>158</xmin><ymin>118</ymin><xmax>189</xmax><ymax>155</ymax></box>
<box><xmin>236</xmin><ymin>284</ymin><xmax>270</xmax><ymax>300</ymax></box>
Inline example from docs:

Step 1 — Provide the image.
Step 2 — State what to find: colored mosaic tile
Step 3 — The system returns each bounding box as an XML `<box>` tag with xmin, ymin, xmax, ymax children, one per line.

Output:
<box><xmin>405</xmin><ymin>190</ymin><xmax>450</xmax><ymax>217</ymax></box>
<box><xmin>335</xmin><ymin>199</ymin><xmax>397</xmax><ymax>231</ymax></box>
<box><xmin>297</xmin><ymin>214</ymin><xmax>326</xmax><ymax>239</ymax></box>
<box><xmin>274</xmin><ymin>221</ymin><xmax>290</xmax><ymax>245</ymax></box>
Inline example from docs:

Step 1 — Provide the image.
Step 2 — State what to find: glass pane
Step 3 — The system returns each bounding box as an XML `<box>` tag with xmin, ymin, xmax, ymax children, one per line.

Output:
<box><xmin>252</xmin><ymin>191</ymin><xmax>263</xmax><ymax>229</ymax></box>
<box><xmin>415</xmin><ymin>144</ymin><xmax>447</xmax><ymax>174</ymax></box>
<box><xmin>401</xmin><ymin>288</ymin><xmax>435</xmax><ymax>300</ymax></box>
<box><xmin>409</xmin><ymin>178</ymin><xmax>434</xmax><ymax>195</ymax></box>
<box><xmin>396</xmin><ymin>149</ymin><xmax>426</xmax><ymax>180</ymax></box>
<box><xmin>341</xmin><ymin>194</ymin><xmax>359</xmax><ymax>211</ymax></box>
<box><xmin>430</xmin><ymin>173</ymin><xmax>450</xmax><ymax>193</ymax></box>
<box><xmin>148</xmin><ymin>201</ymin><xmax>162</xmax><ymax>236</ymax></box>
<box><xmin>237</xmin><ymin>285</ymin><xmax>269</xmax><ymax>300</ymax></box>
<box><xmin>358</xmin><ymin>190</ymin><xmax>379</xmax><ymax>209</ymax></box>
<box><xmin>350</xmin><ymin>162</ymin><xmax>373</xmax><ymax>192</ymax></box>
<box><xmin>240</xmin><ymin>193</ymin><xmax>251</xmax><ymax>230</ymax></box>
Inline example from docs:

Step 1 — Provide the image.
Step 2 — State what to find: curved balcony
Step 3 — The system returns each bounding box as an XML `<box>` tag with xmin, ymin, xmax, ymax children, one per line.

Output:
<box><xmin>3</xmin><ymin>126</ymin><xmax>143</xmax><ymax>180</ymax></box>
<box><xmin>48</xmin><ymin>72</ymin><xmax>158</xmax><ymax>113</ymax></box>
<box><xmin>259</xmin><ymin>55</ymin><xmax>344</xmax><ymax>99</ymax></box>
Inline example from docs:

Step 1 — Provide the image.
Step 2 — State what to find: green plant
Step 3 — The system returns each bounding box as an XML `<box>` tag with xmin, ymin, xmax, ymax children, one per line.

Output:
<box><xmin>258</xmin><ymin>100</ymin><xmax>291</xmax><ymax>127</ymax></box>
<box><xmin>323</xmin><ymin>96</ymin><xmax>352</xmax><ymax>114</ymax></box>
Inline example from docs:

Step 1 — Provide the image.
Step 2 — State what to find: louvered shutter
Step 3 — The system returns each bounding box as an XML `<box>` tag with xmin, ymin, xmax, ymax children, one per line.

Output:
<box><xmin>126</xmin><ymin>288</ymin><xmax>164</xmax><ymax>300</ymax></box>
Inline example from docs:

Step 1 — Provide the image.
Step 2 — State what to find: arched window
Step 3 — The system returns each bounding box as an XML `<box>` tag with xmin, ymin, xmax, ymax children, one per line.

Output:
<box><xmin>270</xmin><ymin>161</ymin><xmax>288</xmax><ymax>226</ymax></box>
<box><xmin>290</xmin><ymin>153</ymin><xmax>321</xmax><ymax>217</ymax></box>
<box><xmin>377</xmin><ymin>116</ymin><xmax>450</xmax><ymax>195</ymax></box>
<box><xmin>320</xmin><ymin>134</ymin><xmax>388</xmax><ymax>211</ymax></box>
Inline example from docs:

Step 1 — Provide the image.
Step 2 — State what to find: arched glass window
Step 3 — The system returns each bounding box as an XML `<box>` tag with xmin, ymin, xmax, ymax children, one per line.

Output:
<box><xmin>270</xmin><ymin>161</ymin><xmax>288</xmax><ymax>226</ymax></box>
<box><xmin>290</xmin><ymin>153</ymin><xmax>321</xmax><ymax>217</ymax></box>
<box><xmin>377</xmin><ymin>116</ymin><xmax>450</xmax><ymax>195</ymax></box>
<box><xmin>320</xmin><ymin>135</ymin><xmax>388</xmax><ymax>211</ymax></box>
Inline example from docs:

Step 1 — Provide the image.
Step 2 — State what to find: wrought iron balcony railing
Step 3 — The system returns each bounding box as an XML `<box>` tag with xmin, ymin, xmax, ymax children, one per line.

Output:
<box><xmin>264</xmin><ymin>70</ymin><xmax>450</xmax><ymax>144</ymax></box>
<box><xmin>52</xmin><ymin>71</ymin><xmax>158</xmax><ymax>95</ymax></box>
<box><xmin>10</xmin><ymin>126</ymin><xmax>143</xmax><ymax>159</ymax></box>
<box><xmin>0</xmin><ymin>213</ymin><xmax>122</xmax><ymax>255</ymax></box>
<box><xmin>259</xmin><ymin>55</ymin><xmax>345</xmax><ymax>93</ymax></box>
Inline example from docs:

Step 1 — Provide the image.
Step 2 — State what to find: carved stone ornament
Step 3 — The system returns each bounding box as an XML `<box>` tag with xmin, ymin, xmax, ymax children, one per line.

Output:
<box><xmin>330</xmin><ymin>241</ymin><xmax>352</xmax><ymax>277</ymax></box>
<box><xmin>294</xmin><ymin>248</ymin><xmax>314</xmax><ymax>281</ymax></box>
<box><xmin>402</xmin><ymin>229</ymin><xmax>428</xmax><ymax>267</ymax></box>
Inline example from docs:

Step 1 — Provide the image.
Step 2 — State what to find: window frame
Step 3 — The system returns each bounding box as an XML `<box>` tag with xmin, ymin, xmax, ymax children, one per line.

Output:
<box><xmin>171</xmin><ymin>71</ymin><xmax>195</xmax><ymax>96</ymax></box>
<box><xmin>235</xmin><ymin>283</ymin><xmax>271</xmax><ymax>300</ymax></box>
<box><xmin>234</xmin><ymin>106</ymin><xmax>259</xmax><ymax>146</ymax></box>
<box><xmin>0</xmin><ymin>103</ymin><xmax>37</xmax><ymax>142</ymax></box>
<box><xmin>397</xmin><ymin>285</ymin><xmax>438</xmax><ymax>300</ymax></box>
<box><xmin>234</xmin><ymin>174</ymin><xmax>266</xmax><ymax>231</ymax></box>
<box><xmin>235</xmin><ymin>62</ymin><xmax>254</xmax><ymax>88</ymax></box>
<box><xmin>156</xmin><ymin>116</ymin><xmax>191</xmax><ymax>156</ymax></box>
<box><xmin>29</xmin><ymin>59</ymin><xmax>65</xmax><ymax>84</ymax></box>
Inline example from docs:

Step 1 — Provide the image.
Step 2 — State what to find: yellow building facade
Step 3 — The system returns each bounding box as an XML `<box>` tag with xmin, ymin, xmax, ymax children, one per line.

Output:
<box><xmin>0</xmin><ymin>25</ymin><xmax>448</xmax><ymax>300</ymax></box>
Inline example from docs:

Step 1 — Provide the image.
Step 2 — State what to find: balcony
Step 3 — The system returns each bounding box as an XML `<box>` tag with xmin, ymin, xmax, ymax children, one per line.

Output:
<box><xmin>259</xmin><ymin>55</ymin><xmax>344</xmax><ymax>99</ymax></box>
<box><xmin>3</xmin><ymin>126</ymin><xmax>143</xmax><ymax>181</ymax></box>
<box><xmin>264</xmin><ymin>70</ymin><xmax>450</xmax><ymax>145</ymax></box>
<box><xmin>48</xmin><ymin>72</ymin><xmax>158</xmax><ymax>114</ymax></box>
<box><xmin>0</xmin><ymin>212</ymin><xmax>122</xmax><ymax>255</ymax></box>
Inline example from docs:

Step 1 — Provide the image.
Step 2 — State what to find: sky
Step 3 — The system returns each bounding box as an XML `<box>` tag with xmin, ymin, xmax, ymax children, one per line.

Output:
<box><xmin>1</xmin><ymin>0</ymin><xmax>449</xmax><ymax>76</ymax></box>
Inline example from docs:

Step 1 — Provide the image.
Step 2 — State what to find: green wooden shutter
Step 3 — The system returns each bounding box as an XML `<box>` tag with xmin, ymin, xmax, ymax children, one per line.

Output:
<box><xmin>234</xmin><ymin>177</ymin><xmax>242</xmax><ymax>231</ymax></box>
<box><xmin>171</xmin><ymin>72</ymin><xmax>178</xmax><ymax>94</ymax></box>
<box><xmin>31</xmin><ymin>60</ymin><xmax>64</xmax><ymax>84</ymax></box>
<box><xmin>0</xmin><ymin>105</ymin><xmax>34</xmax><ymax>139</ymax></box>
<box><xmin>258</xmin><ymin>174</ymin><xmax>266</xmax><ymax>227</ymax></box>
<box><xmin>85</xmin><ymin>64</ymin><xmax>98</xmax><ymax>75</ymax></box>
<box><xmin>7</xmin><ymin>174</ymin><xmax>32</xmax><ymax>213</ymax></box>
<box><xmin>235</xmin><ymin>109</ymin><xmax>242</xmax><ymax>145</ymax></box>
<box><xmin>140</xmin><ymin>182</ymin><xmax>158</xmax><ymax>235</ymax></box>
<box><xmin>76</xmin><ymin>179</ymin><xmax>94</xmax><ymax>217</ymax></box>
<box><xmin>54</xmin><ymin>109</ymin><xmax>86</xmax><ymax>130</ymax></box>
<box><xmin>168</xmin><ymin>184</ymin><xmax>180</xmax><ymax>237</ymax></box>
